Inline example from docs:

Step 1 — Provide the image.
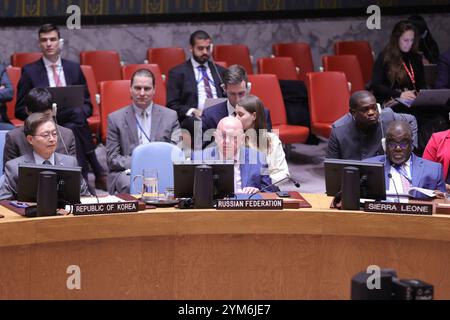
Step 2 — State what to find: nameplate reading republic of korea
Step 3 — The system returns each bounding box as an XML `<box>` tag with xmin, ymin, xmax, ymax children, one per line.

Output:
<box><xmin>72</xmin><ymin>201</ymin><xmax>139</xmax><ymax>215</ymax></box>
<box><xmin>364</xmin><ymin>201</ymin><xmax>433</xmax><ymax>215</ymax></box>
<box><xmin>216</xmin><ymin>199</ymin><xmax>283</xmax><ymax>210</ymax></box>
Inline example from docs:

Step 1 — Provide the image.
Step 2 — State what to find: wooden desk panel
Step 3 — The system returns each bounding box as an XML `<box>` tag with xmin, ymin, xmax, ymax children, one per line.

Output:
<box><xmin>1</xmin><ymin>194</ymin><xmax>450</xmax><ymax>299</ymax></box>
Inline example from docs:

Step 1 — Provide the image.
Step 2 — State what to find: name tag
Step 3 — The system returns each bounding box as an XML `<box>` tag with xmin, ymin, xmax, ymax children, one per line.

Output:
<box><xmin>364</xmin><ymin>201</ymin><xmax>433</xmax><ymax>215</ymax></box>
<box><xmin>72</xmin><ymin>201</ymin><xmax>139</xmax><ymax>215</ymax></box>
<box><xmin>216</xmin><ymin>199</ymin><xmax>283</xmax><ymax>210</ymax></box>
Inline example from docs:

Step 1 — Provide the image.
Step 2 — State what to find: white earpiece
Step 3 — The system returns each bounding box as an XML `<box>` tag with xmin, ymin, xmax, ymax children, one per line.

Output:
<box><xmin>58</xmin><ymin>39</ymin><xmax>64</xmax><ymax>51</ymax></box>
<box><xmin>381</xmin><ymin>138</ymin><xmax>386</xmax><ymax>152</ymax></box>
<box><xmin>52</xmin><ymin>103</ymin><xmax>57</xmax><ymax>116</ymax></box>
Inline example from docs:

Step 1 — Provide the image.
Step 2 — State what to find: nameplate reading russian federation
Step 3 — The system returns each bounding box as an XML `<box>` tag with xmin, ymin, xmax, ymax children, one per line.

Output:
<box><xmin>216</xmin><ymin>199</ymin><xmax>283</xmax><ymax>210</ymax></box>
<box><xmin>364</xmin><ymin>201</ymin><xmax>433</xmax><ymax>215</ymax></box>
<box><xmin>73</xmin><ymin>201</ymin><xmax>139</xmax><ymax>215</ymax></box>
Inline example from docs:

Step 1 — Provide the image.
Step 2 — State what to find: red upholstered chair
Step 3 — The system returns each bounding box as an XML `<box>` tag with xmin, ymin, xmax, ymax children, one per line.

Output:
<box><xmin>5</xmin><ymin>67</ymin><xmax>24</xmax><ymax>127</ymax></box>
<box><xmin>322</xmin><ymin>55</ymin><xmax>365</xmax><ymax>93</ymax></box>
<box><xmin>212</xmin><ymin>44</ymin><xmax>253</xmax><ymax>74</ymax></box>
<box><xmin>334</xmin><ymin>40</ymin><xmax>374</xmax><ymax>85</ymax></box>
<box><xmin>214</xmin><ymin>61</ymin><xmax>228</xmax><ymax>68</ymax></box>
<box><xmin>248</xmin><ymin>74</ymin><xmax>309</xmax><ymax>145</ymax></box>
<box><xmin>80</xmin><ymin>65</ymin><xmax>101</xmax><ymax>137</ymax></box>
<box><xmin>10</xmin><ymin>52</ymin><xmax>42</xmax><ymax>68</ymax></box>
<box><xmin>272</xmin><ymin>42</ymin><xmax>314</xmax><ymax>82</ymax></box>
<box><xmin>306</xmin><ymin>71</ymin><xmax>350</xmax><ymax>138</ymax></box>
<box><xmin>122</xmin><ymin>64</ymin><xmax>166</xmax><ymax>106</ymax></box>
<box><xmin>146</xmin><ymin>47</ymin><xmax>186</xmax><ymax>80</ymax></box>
<box><xmin>257</xmin><ymin>57</ymin><xmax>299</xmax><ymax>80</ymax></box>
<box><xmin>80</xmin><ymin>50</ymin><xmax>122</xmax><ymax>82</ymax></box>
<box><xmin>98</xmin><ymin>80</ymin><xmax>131</xmax><ymax>143</ymax></box>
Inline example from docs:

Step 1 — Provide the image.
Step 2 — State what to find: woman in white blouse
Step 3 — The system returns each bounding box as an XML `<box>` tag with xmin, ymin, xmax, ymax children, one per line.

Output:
<box><xmin>235</xmin><ymin>95</ymin><xmax>290</xmax><ymax>183</ymax></box>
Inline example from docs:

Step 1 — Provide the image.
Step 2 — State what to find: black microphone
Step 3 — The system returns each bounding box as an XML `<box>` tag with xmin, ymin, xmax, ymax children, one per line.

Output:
<box><xmin>387</xmin><ymin>173</ymin><xmax>401</xmax><ymax>203</ymax></box>
<box><xmin>248</xmin><ymin>175</ymin><xmax>300</xmax><ymax>199</ymax></box>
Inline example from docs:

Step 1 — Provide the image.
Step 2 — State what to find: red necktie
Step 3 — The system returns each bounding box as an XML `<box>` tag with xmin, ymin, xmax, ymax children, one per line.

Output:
<box><xmin>51</xmin><ymin>64</ymin><xmax>61</xmax><ymax>87</ymax></box>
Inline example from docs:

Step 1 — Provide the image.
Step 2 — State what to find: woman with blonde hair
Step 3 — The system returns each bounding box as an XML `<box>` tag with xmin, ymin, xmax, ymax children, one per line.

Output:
<box><xmin>235</xmin><ymin>95</ymin><xmax>290</xmax><ymax>183</ymax></box>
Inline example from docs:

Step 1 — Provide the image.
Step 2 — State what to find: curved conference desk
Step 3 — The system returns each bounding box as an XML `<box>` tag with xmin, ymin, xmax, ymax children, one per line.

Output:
<box><xmin>1</xmin><ymin>194</ymin><xmax>450</xmax><ymax>299</ymax></box>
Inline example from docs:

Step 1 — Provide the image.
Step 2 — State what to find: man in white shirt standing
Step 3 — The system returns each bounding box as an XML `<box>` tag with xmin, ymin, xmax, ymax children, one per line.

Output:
<box><xmin>166</xmin><ymin>30</ymin><xmax>227</xmax><ymax>150</ymax></box>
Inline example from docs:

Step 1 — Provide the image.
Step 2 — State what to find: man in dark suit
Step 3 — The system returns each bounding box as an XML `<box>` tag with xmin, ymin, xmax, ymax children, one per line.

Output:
<box><xmin>166</xmin><ymin>30</ymin><xmax>226</xmax><ymax>149</ymax></box>
<box><xmin>194</xmin><ymin>116</ymin><xmax>276</xmax><ymax>194</ymax></box>
<box><xmin>0</xmin><ymin>112</ymin><xmax>89</xmax><ymax>200</ymax></box>
<box><xmin>15</xmin><ymin>23</ymin><xmax>106</xmax><ymax>190</ymax></box>
<box><xmin>3</xmin><ymin>88</ymin><xmax>76</xmax><ymax>167</ymax></box>
<box><xmin>365</xmin><ymin>120</ymin><xmax>445</xmax><ymax>200</ymax></box>
<box><xmin>106</xmin><ymin>69</ymin><xmax>181</xmax><ymax>194</ymax></box>
<box><xmin>435</xmin><ymin>48</ymin><xmax>450</xmax><ymax>89</ymax></box>
<box><xmin>0</xmin><ymin>64</ymin><xmax>15</xmax><ymax>130</ymax></box>
<box><xmin>202</xmin><ymin>64</ymin><xmax>272</xmax><ymax>146</ymax></box>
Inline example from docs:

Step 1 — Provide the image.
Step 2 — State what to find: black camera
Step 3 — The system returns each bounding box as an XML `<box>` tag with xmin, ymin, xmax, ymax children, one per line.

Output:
<box><xmin>351</xmin><ymin>268</ymin><xmax>433</xmax><ymax>300</ymax></box>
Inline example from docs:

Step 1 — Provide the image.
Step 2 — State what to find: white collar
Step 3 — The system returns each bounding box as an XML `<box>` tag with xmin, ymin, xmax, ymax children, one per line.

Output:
<box><xmin>191</xmin><ymin>57</ymin><xmax>208</xmax><ymax>70</ymax></box>
<box><xmin>132</xmin><ymin>102</ymin><xmax>153</xmax><ymax>116</ymax></box>
<box><xmin>227</xmin><ymin>100</ymin><xmax>236</xmax><ymax>116</ymax></box>
<box><xmin>42</xmin><ymin>55</ymin><xmax>62</xmax><ymax>68</ymax></box>
<box><xmin>33</xmin><ymin>151</ymin><xmax>55</xmax><ymax>165</ymax></box>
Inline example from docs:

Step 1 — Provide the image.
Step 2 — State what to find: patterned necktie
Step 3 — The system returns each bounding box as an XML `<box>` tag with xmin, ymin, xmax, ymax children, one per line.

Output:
<box><xmin>395</xmin><ymin>164</ymin><xmax>411</xmax><ymax>192</ymax></box>
<box><xmin>198</xmin><ymin>65</ymin><xmax>213</xmax><ymax>98</ymax></box>
<box><xmin>140</xmin><ymin>110</ymin><xmax>150</xmax><ymax>144</ymax></box>
<box><xmin>43</xmin><ymin>160</ymin><xmax>52</xmax><ymax>165</ymax></box>
<box><xmin>51</xmin><ymin>64</ymin><xmax>61</xmax><ymax>87</ymax></box>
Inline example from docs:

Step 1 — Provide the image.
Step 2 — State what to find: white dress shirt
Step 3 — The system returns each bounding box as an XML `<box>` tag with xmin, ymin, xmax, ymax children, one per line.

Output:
<box><xmin>387</xmin><ymin>157</ymin><xmax>412</xmax><ymax>196</ymax></box>
<box><xmin>186</xmin><ymin>58</ymin><xmax>218</xmax><ymax>116</ymax></box>
<box><xmin>33</xmin><ymin>152</ymin><xmax>55</xmax><ymax>165</ymax></box>
<box><xmin>133</xmin><ymin>103</ymin><xmax>153</xmax><ymax>145</ymax></box>
<box><xmin>43</xmin><ymin>56</ymin><xmax>67</xmax><ymax>87</ymax></box>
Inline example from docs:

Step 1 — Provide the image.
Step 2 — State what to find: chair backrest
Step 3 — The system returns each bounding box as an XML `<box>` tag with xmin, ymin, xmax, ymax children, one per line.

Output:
<box><xmin>98</xmin><ymin>80</ymin><xmax>132</xmax><ymax>142</ymax></box>
<box><xmin>0</xmin><ymin>130</ymin><xmax>8</xmax><ymax>175</ymax></box>
<box><xmin>5</xmin><ymin>67</ymin><xmax>22</xmax><ymax>124</ymax></box>
<box><xmin>306</xmin><ymin>71</ymin><xmax>350</xmax><ymax>128</ymax></box>
<box><xmin>272</xmin><ymin>42</ymin><xmax>314</xmax><ymax>82</ymax></box>
<box><xmin>80</xmin><ymin>50</ymin><xmax>122</xmax><ymax>82</ymax></box>
<box><xmin>248</xmin><ymin>74</ymin><xmax>287</xmax><ymax>126</ymax></box>
<box><xmin>80</xmin><ymin>65</ymin><xmax>100</xmax><ymax>117</ymax></box>
<box><xmin>212</xmin><ymin>44</ymin><xmax>253</xmax><ymax>74</ymax></box>
<box><xmin>10</xmin><ymin>52</ymin><xmax>42</xmax><ymax>68</ymax></box>
<box><xmin>146</xmin><ymin>47</ymin><xmax>186</xmax><ymax>79</ymax></box>
<box><xmin>214</xmin><ymin>61</ymin><xmax>228</xmax><ymax>68</ymax></box>
<box><xmin>130</xmin><ymin>142</ymin><xmax>184</xmax><ymax>194</ymax></box>
<box><xmin>121</xmin><ymin>64</ymin><xmax>166</xmax><ymax>106</ymax></box>
<box><xmin>334</xmin><ymin>41</ymin><xmax>374</xmax><ymax>85</ymax></box>
<box><xmin>322</xmin><ymin>55</ymin><xmax>365</xmax><ymax>93</ymax></box>
<box><xmin>257</xmin><ymin>57</ymin><xmax>299</xmax><ymax>80</ymax></box>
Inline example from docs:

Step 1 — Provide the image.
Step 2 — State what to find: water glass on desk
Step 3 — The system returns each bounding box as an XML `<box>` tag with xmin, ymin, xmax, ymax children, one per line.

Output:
<box><xmin>132</xmin><ymin>168</ymin><xmax>159</xmax><ymax>201</ymax></box>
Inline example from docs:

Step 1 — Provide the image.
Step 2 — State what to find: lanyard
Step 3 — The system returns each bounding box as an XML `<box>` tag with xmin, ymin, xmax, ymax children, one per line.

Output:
<box><xmin>402</xmin><ymin>61</ymin><xmax>416</xmax><ymax>90</ymax></box>
<box><xmin>135</xmin><ymin>114</ymin><xmax>151</xmax><ymax>143</ymax></box>
<box><xmin>393</xmin><ymin>162</ymin><xmax>412</xmax><ymax>183</ymax></box>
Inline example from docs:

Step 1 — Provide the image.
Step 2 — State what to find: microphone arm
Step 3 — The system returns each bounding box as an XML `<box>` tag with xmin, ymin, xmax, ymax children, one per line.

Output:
<box><xmin>248</xmin><ymin>175</ymin><xmax>300</xmax><ymax>199</ymax></box>
<box><xmin>387</xmin><ymin>173</ymin><xmax>401</xmax><ymax>203</ymax></box>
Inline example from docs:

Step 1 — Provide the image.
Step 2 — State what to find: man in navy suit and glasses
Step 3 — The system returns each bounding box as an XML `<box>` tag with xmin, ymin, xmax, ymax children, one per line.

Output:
<box><xmin>15</xmin><ymin>23</ymin><xmax>106</xmax><ymax>190</ymax></box>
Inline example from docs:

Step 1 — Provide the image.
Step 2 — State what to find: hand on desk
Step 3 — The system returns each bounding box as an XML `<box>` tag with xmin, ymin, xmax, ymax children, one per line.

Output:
<box><xmin>400</xmin><ymin>90</ymin><xmax>416</xmax><ymax>100</ymax></box>
<box><xmin>241</xmin><ymin>187</ymin><xmax>259</xmax><ymax>194</ymax></box>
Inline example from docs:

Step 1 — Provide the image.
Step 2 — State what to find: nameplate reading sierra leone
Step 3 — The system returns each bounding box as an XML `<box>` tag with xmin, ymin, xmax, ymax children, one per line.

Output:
<box><xmin>364</xmin><ymin>201</ymin><xmax>433</xmax><ymax>215</ymax></box>
<box><xmin>216</xmin><ymin>199</ymin><xmax>283</xmax><ymax>210</ymax></box>
<box><xmin>73</xmin><ymin>201</ymin><xmax>139</xmax><ymax>215</ymax></box>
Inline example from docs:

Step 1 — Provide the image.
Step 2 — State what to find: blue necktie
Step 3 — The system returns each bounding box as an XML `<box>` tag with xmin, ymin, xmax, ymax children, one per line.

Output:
<box><xmin>198</xmin><ymin>65</ymin><xmax>213</xmax><ymax>99</ymax></box>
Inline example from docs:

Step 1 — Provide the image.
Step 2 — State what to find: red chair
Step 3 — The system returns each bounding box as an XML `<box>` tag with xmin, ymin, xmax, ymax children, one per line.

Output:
<box><xmin>257</xmin><ymin>57</ymin><xmax>299</xmax><ymax>80</ymax></box>
<box><xmin>98</xmin><ymin>80</ymin><xmax>132</xmax><ymax>143</ymax></box>
<box><xmin>248</xmin><ymin>74</ymin><xmax>309</xmax><ymax>145</ymax></box>
<box><xmin>306</xmin><ymin>72</ymin><xmax>350</xmax><ymax>138</ymax></box>
<box><xmin>146</xmin><ymin>47</ymin><xmax>186</xmax><ymax>79</ymax></box>
<box><xmin>272</xmin><ymin>43</ymin><xmax>314</xmax><ymax>82</ymax></box>
<box><xmin>80</xmin><ymin>50</ymin><xmax>122</xmax><ymax>82</ymax></box>
<box><xmin>214</xmin><ymin>61</ymin><xmax>228</xmax><ymax>68</ymax></box>
<box><xmin>5</xmin><ymin>67</ymin><xmax>24</xmax><ymax>127</ymax></box>
<box><xmin>334</xmin><ymin>41</ymin><xmax>374</xmax><ymax>85</ymax></box>
<box><xmin>322</xmin><ymin>55</ymin><xmax>365</xmax><ymax>93</ymax></box>
<box><xmin>212</xmin><ymin>44</ymin><xmax>253</xmax><ymax>74</ymax></box>
<box><xmin>80</xmin><ymin>65</ymin><xmax>101</xmax><ymax>137</ymax></box>
<box><xmin>122</xmin><ymin>64</ymin><xmax>166</xmax><ymax>106</ymax></box>
<box><xmin>10</xmin><ymin>52</ymin><xmax>42</xmax><ymax>68</ymax></box>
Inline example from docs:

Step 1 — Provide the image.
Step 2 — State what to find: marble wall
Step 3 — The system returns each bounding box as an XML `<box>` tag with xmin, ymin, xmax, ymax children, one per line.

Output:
<box><xmin>1</xmin><ymin>13</ymin><xmax>450</xmax><ymax>71</ymax></box>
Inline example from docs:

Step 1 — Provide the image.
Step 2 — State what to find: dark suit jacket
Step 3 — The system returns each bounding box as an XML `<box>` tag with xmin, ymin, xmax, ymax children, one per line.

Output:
<box><xmin>364</xmin><ymin>154</ymin><xmax>446</xmax><ymax>199</ymax></box>
<box><xmin>15</xmin><ymin>58</ymin><xmax>92</xmax><ymax>120</ymax></box>
<box><xmin>0</xmin><ymin>152</ymin><xmax>90</xmax><ymax>200</ymax></box>
<box><xmin>192</xmin><ymin>146</ymin><xmax>276</xmax><ymax>191</ymax></box>
<box><xmin>166</xmin><ymin>60</ymin><xmax>226</xmax><ymax>121</ymax></box>
<box><xmin>0</xmin><ymin>64</ymin><xmax>14</xmax><ymax>123</ymax></box>
<box><xmin>3</xmin><ymin>124</ymin><xmax>77</xmax><ymax>168</ymax></box>
<box><xmin>201</xmin><ymin>100</ymin><xmax>273</xmax><ymax>133</ymax></box>
<box><xmin>435</xmin><ymin>49</ymin><xmax>450</xmax><ymax>89</ymax></box>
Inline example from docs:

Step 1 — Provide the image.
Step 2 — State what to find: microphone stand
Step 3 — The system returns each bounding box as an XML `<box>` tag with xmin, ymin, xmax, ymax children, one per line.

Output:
<box><xmin>248</xmin><ymin>176</ymin><xmax>300</xmax><ymax>199</ymax></box>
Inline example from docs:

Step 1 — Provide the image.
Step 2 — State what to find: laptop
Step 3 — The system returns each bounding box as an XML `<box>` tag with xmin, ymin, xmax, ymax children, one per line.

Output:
<box><xmin>395</xmin><ymin>89</ymin><xmax>450</xmax><ymax>109</ymax></box>
<box><xmin>46</xmin><ymin>85</ymin><xmax>85</xmax><ymax>111</ymax></box>
<box><xmin>203</xmin><ymin>98</ymin><xmax>227</xmax><ymax>109</ymax></box>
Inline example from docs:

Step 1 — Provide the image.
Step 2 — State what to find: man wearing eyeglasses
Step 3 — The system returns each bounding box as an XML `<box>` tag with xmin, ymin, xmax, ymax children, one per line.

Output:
<box><xmin>327</xmin><ymin>90</ymin><xmax>418</xmax><ymax>160</ymax></box>
<box><xmin>365</xmin><ymin>121</ymin><xmax>445</xmax><ymax>199</ymax></box>
<box><xmin>0</xmin><ymin>112</ymin><xmax>89</xmax><ymax>200</ymax></box>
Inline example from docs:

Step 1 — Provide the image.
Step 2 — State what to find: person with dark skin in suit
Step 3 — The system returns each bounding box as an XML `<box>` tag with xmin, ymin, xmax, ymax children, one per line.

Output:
<box><xmin>15</xmin><ymin>23</ymin><xmax>107</xmax><ymax>190</ymax></box>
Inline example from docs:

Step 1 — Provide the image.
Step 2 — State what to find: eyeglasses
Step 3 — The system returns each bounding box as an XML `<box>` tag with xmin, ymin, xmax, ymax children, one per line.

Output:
<box><xmin>34</xmin><ymin>131</ymin><xmax>58</xmax><ymax>139</ymax></box>
<box><xmin>387</xmin><ymin>141</ymin><xmax>411</xmax><ymax>149</ymax></box>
